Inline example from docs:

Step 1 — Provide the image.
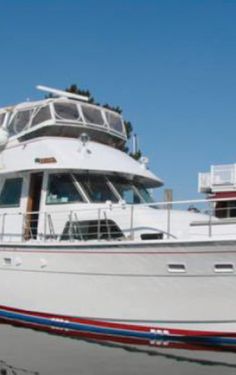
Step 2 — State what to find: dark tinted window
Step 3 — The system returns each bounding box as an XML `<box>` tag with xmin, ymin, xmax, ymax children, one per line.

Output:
<box><xmin>0</xmin><ymin>178</ymin><xmax>22</xmax><ymax>206</ymax></box>
<box><xmin>8</xmin><ymin>110</ymin><xmax>32</xmax><ymax>135</ymax></box>
<box><xmin>106</xmin><ymin>112</ymin><xmax>123</xmax><ymax>133</ymax></box>
<box><xmin>134</xmin><ymin>182</ymin><xmax>153</xmax><ymax>203</ymax></box>
<box><xmin>110</xmin><ymin>177</ymin><xmax>142</xmax><ymax>204</ymax></box>
<box><xmin>47</xmin><ymin>174</ymin><xmax>84</xmax><ymax>204</ymax></box>
<box><xmin>54</xmin><ymin>102</ymin><xmax>80</xmax><ymax>120</ymax></box>
<box><xmin>81</xmin><ymin>105</ymin><xmax>104</xmax><ymax>126</ymax></box>
<box><xmin>31</xmin><ymin>106</ymin><xmax>51</xmax><ymax>127</ymax></box>
<box><xmin>75</xmin><ymin>174</ymin><xmax>118</xmax><ymax>203</ymax></box>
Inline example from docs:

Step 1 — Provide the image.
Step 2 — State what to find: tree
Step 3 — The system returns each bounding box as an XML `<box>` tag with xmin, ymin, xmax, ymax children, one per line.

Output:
<box><xmin>65</xmin><ymin>84</ymin><xmax>142</xmax><ymax>159</ymax></box>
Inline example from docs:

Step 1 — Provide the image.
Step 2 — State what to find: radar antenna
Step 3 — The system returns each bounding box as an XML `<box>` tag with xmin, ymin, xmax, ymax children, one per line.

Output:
<box><xmin>36</xmin><ymin>85</ymin><xmax>89</xmax><ymax>102</ymax></box>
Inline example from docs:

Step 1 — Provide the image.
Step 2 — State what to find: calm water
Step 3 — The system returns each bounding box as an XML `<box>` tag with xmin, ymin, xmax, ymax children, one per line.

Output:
<box><xmin>0</xmin><ymin>323</ymin><xmax>236</xmax><ymax>375</ymax></box>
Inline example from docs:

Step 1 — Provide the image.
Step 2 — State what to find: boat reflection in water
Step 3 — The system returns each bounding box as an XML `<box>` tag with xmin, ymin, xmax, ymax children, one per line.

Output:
<box><xmin>1</xmin><ymin>318</ymin><xmax>236</xmax><ymax>374</ymax></box>
<box><xmin>0</xmin><ymin>358</ymin><xmax>38</xmax><ymax>375</ymax></box>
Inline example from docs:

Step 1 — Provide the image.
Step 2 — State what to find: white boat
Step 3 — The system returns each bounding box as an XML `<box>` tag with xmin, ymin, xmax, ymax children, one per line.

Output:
<box><xmin>0</xmin><ymin>85</ymin><xmax>236</xmax><ymax>343</ymax></box>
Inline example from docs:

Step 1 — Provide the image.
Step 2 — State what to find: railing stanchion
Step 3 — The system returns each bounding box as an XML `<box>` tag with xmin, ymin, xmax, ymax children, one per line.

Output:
<box><xmin>97</xmin><ymin>208</ymin><xmax>101</xmax><ymax>241</ymax></box>
<box><xmin>1</xmin><ymin>213</ymin><xmax>6</xmax><ymax>242</ymax></box>
<box><xmin>69</xmin><ymin>211</ymin><xmax>73</xmax><ymax>242</ymax></box>
<box><xmin>130</xmin><ymin>205</ymin><xmax>134</xmax><ymax>240</ymax></box>
<box><xmin>21</xmin><ymin>213</ymin><xmax>25</xmax><ymax>242</ymax></box>
<box><xmin>44</xmin><ymin>212</ymin><xmax>47</xmax><ymax>241</ymax></box>
<box><xmin>167</xmin><ymin>204</ymin><xmax>171</xmax><ymax>239</ymax></box>
<box><xmin>208</xmin><ymin>201</ymin><xmax>213</xmax><ymax>237</ymax></box>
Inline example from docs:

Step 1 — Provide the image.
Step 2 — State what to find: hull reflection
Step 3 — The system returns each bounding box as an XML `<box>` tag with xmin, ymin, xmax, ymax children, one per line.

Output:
<box><xmin>1</xmin><ymin>318</ymin><xmax>236</xmax><ymax>369</ymax></box>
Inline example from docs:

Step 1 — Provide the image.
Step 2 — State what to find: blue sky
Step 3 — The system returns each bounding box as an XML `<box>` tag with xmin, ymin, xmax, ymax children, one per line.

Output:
<box><xmin>0</xmin><ymin>0</ymin><xmax>236</xmax><ymax>199</ymax></box>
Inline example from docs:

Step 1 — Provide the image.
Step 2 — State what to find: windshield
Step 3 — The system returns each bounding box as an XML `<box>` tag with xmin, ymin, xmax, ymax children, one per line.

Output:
<box><xmin>75</xmin><ymin>174</ymin><xmax>118</xmax><ymax>203</ymax></box>
<box><xmin>47</xmin><ymin>174</ymin><xmax>84</xmax><ymax>204</ymax></box>
<box><xmin>108</xmin><ymin>177</ymin><xmax>141</xmax><ymax>204</ymax></box>
<box><xmin>109</xmin><ymin>176</ymin><xmax>154</xmax><ymax>204</ymax></box>
<box><xmin>46</xmin><ymin>173</ymin><xmax>154</xmax><ymax>205</ymax></box>
<box><xmin>133</xmin><ymin>182</ymin><xmax>154</xmax><ymax>203</ymax></box>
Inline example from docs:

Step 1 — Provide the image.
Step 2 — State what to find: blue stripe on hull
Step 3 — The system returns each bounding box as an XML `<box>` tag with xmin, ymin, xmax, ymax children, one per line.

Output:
<box><xmin>0</xmin><ymin>308</ymin><xmax>236</xmax><ymax>345</ymax></box>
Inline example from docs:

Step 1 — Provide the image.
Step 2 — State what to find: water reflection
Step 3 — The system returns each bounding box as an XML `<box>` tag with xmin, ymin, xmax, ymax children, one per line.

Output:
<box><xmin>0</xmin><ymin>319</ymin><xmax>236</xmax><ymax>375</ymax></box>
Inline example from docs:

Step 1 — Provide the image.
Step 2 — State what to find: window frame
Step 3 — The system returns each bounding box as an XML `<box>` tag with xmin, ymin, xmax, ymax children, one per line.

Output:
<box><xmin>80</xmin><ymin>103</ymin><xmax>106</xmax><ymax>127</ymax></box>
<box><xmin>108</xmin><ymin>176</ymin><xmax>146</xmax><ymax>204</ymax></box>
<box><xmin>46</xmin><ymin>173</ymin><xmax>86</xmax><ymax>205</ymax></box>
<box><xmin>53</xmin><ymin>101</ymin><xmax>82</xmax><ymax>122</ymax></box>
<box><xmin>0</xmin><ymin>177</ymin><xmax>23</xmax><ymax>208</ymax></box>
<box><xmin>74</xmin><ymin>174</ymin><xmax>119</xmax><ymax>204</ymax></box>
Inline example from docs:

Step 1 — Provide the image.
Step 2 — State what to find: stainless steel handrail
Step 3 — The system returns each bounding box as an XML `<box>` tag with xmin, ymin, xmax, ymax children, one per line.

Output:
<box><xmin>0</xmin><ymin>197</ymin><xmax>235</xmax><ymax>243</ymax></box>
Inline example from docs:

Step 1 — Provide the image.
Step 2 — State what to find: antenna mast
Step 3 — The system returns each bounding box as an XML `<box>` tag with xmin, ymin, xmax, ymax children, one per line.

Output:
<box><xmin>36</xmin><ymin>85</ymin><xmax>89</xmax><ymax>102</ymax></box>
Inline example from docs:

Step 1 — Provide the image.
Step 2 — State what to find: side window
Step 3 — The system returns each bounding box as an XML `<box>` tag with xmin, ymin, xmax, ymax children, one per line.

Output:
<box><xmin>0</xmin><ymin>178</ymin><xmax>22</xmax><ymax>207</ymax></box>
<box><xmin>8</xmin><ymin>110</ymin><xmax>32</xmax><ymax>136</ymax></box>
<box><xmin>81</xmin><ymin>105</ymin><xmax>104</xmax><ymax>126</ymax></box>
<box><xmin>46</xmin><ymin>174</ymin><xmax>84</xmax><ymax>204</ymax></box>
<box><xmin>31</xmin><ymin>106</ymin><xmax>51</xmax><ymax>127</ymax></box>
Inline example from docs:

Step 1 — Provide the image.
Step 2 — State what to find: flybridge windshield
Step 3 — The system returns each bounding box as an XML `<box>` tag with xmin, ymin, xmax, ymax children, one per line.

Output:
<box><xmin>4</xmin><ymin>99</ymin><xmax>126</xmax><ymax>140</ymax></box>
<box><xmin>8</xmin><ymin>105</ymin><xmax>51</xmax><ymax>136</ymax></box>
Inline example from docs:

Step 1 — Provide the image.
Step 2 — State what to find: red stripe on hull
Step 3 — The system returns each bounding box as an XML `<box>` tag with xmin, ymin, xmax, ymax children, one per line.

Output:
<box><xmin>0</xmin><ymin>304</ymin><xmax>236</xmax><ymax>339</ymax></box>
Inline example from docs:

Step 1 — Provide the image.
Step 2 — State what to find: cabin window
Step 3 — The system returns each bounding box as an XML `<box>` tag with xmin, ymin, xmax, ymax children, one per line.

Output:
<box><xmin>61</xmin><ymin>219</ymin><xmax>123</xmax><ymax>241</ymax></box>
<box><xmin>8</xmin><ymin>110</ymin><xmax>32</xmax><ymax>135</ymax></box>
<box><xmin>106</xmin><ymin>112</ymin><xmax>124</xmax><ymax>134</ymax></box>
<box><xmin>168</xmin><ymin>264</ymin><xmax>186</xmax><ymax>273</ymax></box>
<box><xmin>109</xmin><ymin>177</ymin><xmax>142</xmax><ymax>204</ymax></box>
<box><xmin>214</xmin><ymin>264</ymin><xmax>234</xmax><ymax>273</ymax></box>
<box><xmin>81</xmin><ymin>105</ymin><xmax>104</xmax><ymax>126</ymax></box>
<box><xmin>75</xmin><ymin>174</ymin><xmax>118</xmax><ymax>203</ymax></box>
<box><xmin>134</xmin><ymin>182</ymin><xmax>154</xmax><ymax>203</ymax></box>
<box><xmin>0</xmin><ymin>178</ymin><xmax>22</xmax><ymax>207</ymax></box>
<box><xmin>46</xmin><ymin>174</ymin><xmax>84</xmax><ymax>204</ymax></box>
<box><xmin>215</xmin><ymin>201</ymin><xmax>236</xmax><ymax>218</ymax></box>
<box><xmin>54</xmin><ymin>102</ymin><xmax>80</xmax><ymax>121</ymax></box>
<box><xmin>31</xmin><ymin>105</ymin><xmax>51</xmax><ymax>127</ymax></box>
<box><xmin>141</xmin><ymin>233</ymin><xmax>163</xmax><ymax>240</ymax></box>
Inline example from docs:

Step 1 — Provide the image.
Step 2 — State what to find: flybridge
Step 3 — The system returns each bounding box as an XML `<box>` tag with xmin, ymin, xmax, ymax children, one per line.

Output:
<box><xmin>0</xmin><ymin>85</ymin><xmax>127</xmax><ymax>148</ymax></box>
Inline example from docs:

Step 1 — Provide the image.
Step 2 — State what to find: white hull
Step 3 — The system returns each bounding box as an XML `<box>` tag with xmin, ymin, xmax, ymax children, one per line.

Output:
<box><xmin>1</xmin><ymin>238</ymin><xmax>236</xmax><ymax>340</ymax></box>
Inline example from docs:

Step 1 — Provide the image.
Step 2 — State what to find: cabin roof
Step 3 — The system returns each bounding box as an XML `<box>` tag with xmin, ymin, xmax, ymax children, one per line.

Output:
<box><xmin>0</xmin><ymin>137</ymin><xmax>163</xmax><ymax>188</ymax></box>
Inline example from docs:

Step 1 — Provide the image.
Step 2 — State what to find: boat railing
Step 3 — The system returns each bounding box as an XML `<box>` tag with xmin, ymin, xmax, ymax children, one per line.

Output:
<box><xmin>199</xmin><ymin>164</ymin><xmax>236</xmax><ymax>192</ymax></box>
<box><xmin>0</xmin><ymin>197</ymin><xmax>236</xmax><ymax>243</ymax></box>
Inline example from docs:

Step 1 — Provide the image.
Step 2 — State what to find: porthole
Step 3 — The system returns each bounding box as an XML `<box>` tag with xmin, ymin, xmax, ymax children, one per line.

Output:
<box><xmin>168</xmin><ymin>264</ymin><xmax>186</xmax><ymax>273</ymax></box>
<box><xmin>3</xmin><ymin>257</ymin><xmax>12</xmax><ymax>266</ymax></box>
<box><xmin>214</xmin><ymin>264</ymin><xmax>234</xmax><ymax>273</ymax></box>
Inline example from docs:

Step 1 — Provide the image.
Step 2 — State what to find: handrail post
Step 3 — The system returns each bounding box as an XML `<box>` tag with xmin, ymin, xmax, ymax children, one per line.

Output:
<box><xmin>21</xmin><ymin>213</ymin><xmax>25</xmax><ymax>242</ymax></box>
<box><xmin>1</xmin><ymin>213</ymin><xmax>6</xmax><ymax>241</ymax></box>
<box><xmin>97</xmin><ymin>208</ymin><xmax>101</xmax><ymax>241</ymax></box>
<box><xmin>44</xmin><ymin>212</ymin><xmax>47</xmax><ymax>242</ymax></box>
<box><xmin>208</xmin><ymin>201</ymin><xmax>213</xmax><ymax>237</ymax></box>
<box><xmin>130</xmin><ymin>205</ymin><xmax>134</xmax><ymax>240</ymax></box>
<box><xmin>69</xmin><ymin>211</ymin><xmax>73</xmax><ymax>242</ymax></box>
<box><xmin>167</xmin><ymin>204</ymin><xmax>171</xmax><ymax>239</ymax></box>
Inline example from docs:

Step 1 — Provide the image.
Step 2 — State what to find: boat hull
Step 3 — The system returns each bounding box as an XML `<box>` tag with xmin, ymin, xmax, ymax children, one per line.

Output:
<box><xmin>1</xmin><ymin>239</ymin><xmax>236</xmax><ymax>342</ymax></box>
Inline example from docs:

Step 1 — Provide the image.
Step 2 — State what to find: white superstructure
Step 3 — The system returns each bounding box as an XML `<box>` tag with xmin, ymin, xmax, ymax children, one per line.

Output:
<box><xmin>0</xmin><ymin>86</ymin><xmax>236</xmax><ymax>343</ymax></box>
